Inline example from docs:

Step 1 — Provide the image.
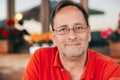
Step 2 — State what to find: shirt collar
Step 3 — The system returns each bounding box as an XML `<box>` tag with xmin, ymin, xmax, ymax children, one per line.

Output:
<box><xmin>53</xmin><ymin>50</ymin><xmax>62</xmax><ymax>68</ymax></box>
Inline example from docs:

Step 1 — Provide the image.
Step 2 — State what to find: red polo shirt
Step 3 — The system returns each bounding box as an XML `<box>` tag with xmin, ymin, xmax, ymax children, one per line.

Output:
<box><xmin>22</xmin><ymin>47</ymin><xmax>120</xmax><ymax>80</ymax></box>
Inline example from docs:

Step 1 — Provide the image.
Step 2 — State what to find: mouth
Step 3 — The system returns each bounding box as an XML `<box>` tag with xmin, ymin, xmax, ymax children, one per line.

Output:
<box><xmin>65</xmin><ymin>43</ymin><xmax>80</xmax><ymax>47</ymax></box>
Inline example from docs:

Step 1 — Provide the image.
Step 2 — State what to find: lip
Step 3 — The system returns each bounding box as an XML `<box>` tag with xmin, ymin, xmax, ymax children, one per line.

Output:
<box><xmin>65</xmin><ymin>43</ymin><xmax>80</xmax><ymax>47</ymax></box>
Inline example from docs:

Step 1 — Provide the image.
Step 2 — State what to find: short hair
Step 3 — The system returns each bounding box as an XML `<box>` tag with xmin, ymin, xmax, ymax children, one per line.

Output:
<box><xmin>50</xmin><ymin>0</ymin><xmax>89</xmax><ymax>30</ymax></box>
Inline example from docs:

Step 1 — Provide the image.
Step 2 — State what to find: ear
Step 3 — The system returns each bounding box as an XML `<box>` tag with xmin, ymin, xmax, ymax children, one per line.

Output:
<box><xmin>89</xmin><ymin>34</ymin><xmax>91</xmax><ymax>42</ymax></box>
<box><xmin>88</xmin><ymin>26</ymin><xmax>91</xmax><ymax>42</ymax></box>
<box><xmin>52</xmin><ymin>32</ymin><xmax>57</xmax><ymax>46</ymax></box>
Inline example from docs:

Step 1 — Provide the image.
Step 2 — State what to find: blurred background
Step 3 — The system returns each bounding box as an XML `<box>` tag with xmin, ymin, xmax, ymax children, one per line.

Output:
<box><xmin>0</xmin><ymin>0</ymin><xmax>120</xmax><ymax>80</ymax></box>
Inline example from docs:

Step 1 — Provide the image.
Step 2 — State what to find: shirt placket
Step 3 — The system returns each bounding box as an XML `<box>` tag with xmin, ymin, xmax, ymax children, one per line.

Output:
<box><xmin>61</xmin><ymin>69</ymin><xmax>71</xmax><ymax>80</ymax></box>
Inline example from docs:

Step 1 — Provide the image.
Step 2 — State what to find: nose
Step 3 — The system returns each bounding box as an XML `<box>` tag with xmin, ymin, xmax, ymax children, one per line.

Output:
<box><xmin>67</xmin><ymin>29</ymin><xmax>77</xmax><ymax>40</ymax></box>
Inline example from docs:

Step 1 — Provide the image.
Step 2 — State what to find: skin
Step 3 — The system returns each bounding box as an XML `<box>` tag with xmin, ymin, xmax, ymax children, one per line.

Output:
<box><xmin>52</xmin><ymin>6</ymin><xmax>91</xmax><ymax>80</ymax></box>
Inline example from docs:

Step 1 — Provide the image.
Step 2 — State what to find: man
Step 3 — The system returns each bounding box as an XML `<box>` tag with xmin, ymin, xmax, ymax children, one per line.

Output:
<box><xmin>22</xmin><ymin>1</ymin><xmax>120</xmax><ymax>80</ymax></box>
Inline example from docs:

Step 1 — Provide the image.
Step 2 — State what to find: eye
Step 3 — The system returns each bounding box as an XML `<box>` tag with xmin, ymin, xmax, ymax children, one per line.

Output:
<box><xmin>74</xmin><ymin>25</ymin><xmax>84</xmax><ymax>30</ymax></box>
<box><xmin>74</xmin><ymin>24</ymin><xmax>87</xmax><ymax>33</ymax></box>
<box><xmin>57</xmin><ymin>27</ymin><xmax>67</xmax><ymax>32</ymax></box>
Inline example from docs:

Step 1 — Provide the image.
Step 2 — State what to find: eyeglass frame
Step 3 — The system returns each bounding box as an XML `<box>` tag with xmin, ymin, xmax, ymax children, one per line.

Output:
<box><xmin>52</xmin><ymin>24</ymin><xmax>88</xmax><ymax>35</ymax></box>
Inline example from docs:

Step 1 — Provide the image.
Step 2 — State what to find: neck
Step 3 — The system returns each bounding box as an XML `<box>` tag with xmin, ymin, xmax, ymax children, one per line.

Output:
<box><xmin>59</xmin><ymin>51</ymin><xmax>87</xmax><ymax>80</ymax></box>
<box><xmin>60</xmin><ymin>50</ymin><xmax>87</xmax><ymax>68</ymax></box>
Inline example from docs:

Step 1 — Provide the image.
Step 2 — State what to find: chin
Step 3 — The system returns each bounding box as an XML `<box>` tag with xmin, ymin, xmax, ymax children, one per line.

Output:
<box><xmin>64</xmin><ymin>48</ymin><xmax>85</xmax><ymax>57</ymax></box>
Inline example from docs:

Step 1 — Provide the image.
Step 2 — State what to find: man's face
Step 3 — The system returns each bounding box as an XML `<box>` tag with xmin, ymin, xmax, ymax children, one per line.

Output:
<box><xmin>52</xmin><ymin>6</ymin><xmax>91</xmax><ymax>58</ymax></box>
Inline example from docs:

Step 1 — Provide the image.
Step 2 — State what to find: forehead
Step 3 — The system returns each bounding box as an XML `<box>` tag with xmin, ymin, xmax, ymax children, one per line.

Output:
<box><xmin>55</xmin><ymin>6</ymin><xmax>82</xmax><ymax>17</ymax></box>
<box><xmin>53</xmin><ymin>6</ymin><xmax>86</xmax><ymax>27</ymax></box>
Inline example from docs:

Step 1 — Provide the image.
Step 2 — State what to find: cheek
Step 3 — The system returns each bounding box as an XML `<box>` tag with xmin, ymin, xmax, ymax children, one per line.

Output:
<box><xmin>79</xmin><ymin>32</ymin><xmax>91</xmax><ymax>42</ymax></box>
<box><xmin>53</xmin><ymin>34</ymin><xmax>65</xmax><ymax>46</ymax></box>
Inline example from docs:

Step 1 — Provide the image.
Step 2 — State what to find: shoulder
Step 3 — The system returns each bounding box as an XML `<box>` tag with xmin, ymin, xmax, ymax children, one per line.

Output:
<box><xmin>88</xmin><ymin>49</ymin><xmax>117</xmax><ymax>65</ymax></box>
<box><xmin>34</xmin><ymin>47</ymin><xmax>57</xmax><ymax>54</ymax></box>
<box><xmin>88</xmin><ymin>49</ymin><xmax>120</xmax><ymax>78</ymax></box>
<box><xmin>27</xmin><ymin>47</ymin><xmax>58</xmax><ymax>68</ymax></box>
<box><xmin>32</xmin><ymin>47</ymin><xmax>58</xmax><ymax>58</ymax></box>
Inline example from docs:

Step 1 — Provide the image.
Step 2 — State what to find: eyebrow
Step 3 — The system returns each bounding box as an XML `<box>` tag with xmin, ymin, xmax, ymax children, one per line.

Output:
<box><xmin>60</xmin><ymin>25</ymin><xmax>68</xmax><ymax>28</ymax></box>
<box><xmin>74</xmin><ymin>23</ymin><xmax>83</xmax><ymax>25</ymax></box>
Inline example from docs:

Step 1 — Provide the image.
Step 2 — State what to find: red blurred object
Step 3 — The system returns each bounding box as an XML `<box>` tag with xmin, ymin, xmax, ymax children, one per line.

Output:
<box><xmin>0</xmin><ymin>26</ymin><xmax>22</xmax><ymax>39</ymax></box>
<box><xmin>118</xmin><ymin>20</ymin><xmax>120</xmax><ymax>24</ymax></box>
<box><xmin>6</xmin><ymin>19</ymin><xmax>14</xmax><ymax>27</ymax></box>
<box><xmin>0</xmin><ymin>27</ymin><xmax>4</xmax><ymax>32</ymax></box>
<box><xmin>101</xmin><ymin>28</ymin><xmax>113</xmax><ymax>39</ymax></box>
<box><xmin>118</xmin><ymin>13</ymin><xmax>120</xmax><ymax>24</ymax></box>
<box><xmin>13</xmin><ymin>29</ymin><xmax>20</xmax><ymax>36</ymax></box>
<box><xmin>1</xmin><ymin>29</ymin><xmax>10</xmax><ymax>38</ymax></box>
<box><xmin>117</xmin><ymin>28</ymin><xmax>120</xmax><ymax>34</ymax></box>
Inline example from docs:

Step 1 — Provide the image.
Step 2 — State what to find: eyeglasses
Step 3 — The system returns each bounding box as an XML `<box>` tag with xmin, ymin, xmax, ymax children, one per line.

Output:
<box><xmin>53</xmin><ymin>24</ymin><xmax>88</xmax><ymax>35</ymax></box>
